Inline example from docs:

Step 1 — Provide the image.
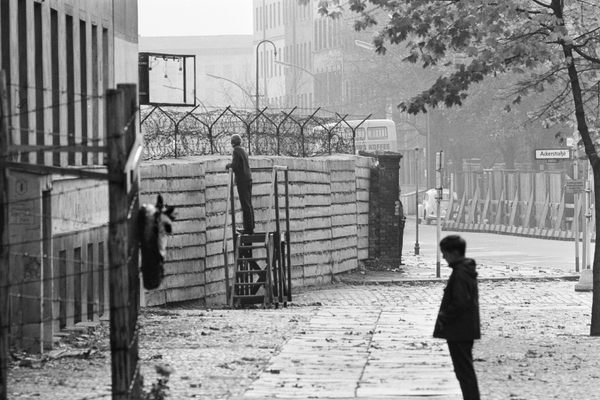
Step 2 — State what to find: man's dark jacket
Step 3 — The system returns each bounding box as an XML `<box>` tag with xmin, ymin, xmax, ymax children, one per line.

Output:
<box><xmin>230</xmin><ymin>144</ymin><xmax>252</xmax><ymax>183</ymax></box>
<box><xmin>433</xmin><ymin>258</ymin><xmax>481</xmax><ymax>341</ymax></box>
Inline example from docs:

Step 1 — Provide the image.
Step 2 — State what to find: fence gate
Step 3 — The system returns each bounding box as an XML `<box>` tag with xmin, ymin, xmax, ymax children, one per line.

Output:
<box><xmin>0</xmin><ymin>75</ymin><xmax>142</xmax><ymax>399</ymax></box>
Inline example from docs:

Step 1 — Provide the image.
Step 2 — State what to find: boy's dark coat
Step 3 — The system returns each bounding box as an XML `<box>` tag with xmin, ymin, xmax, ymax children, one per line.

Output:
<box><xmin>433</xmin><ymin>258</ymin><xmax>481</xmax><ymax>341</ymax></box>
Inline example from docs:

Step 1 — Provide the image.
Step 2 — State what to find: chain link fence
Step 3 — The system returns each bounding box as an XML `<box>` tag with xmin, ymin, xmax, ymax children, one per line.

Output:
<box><xmin>140</xmin><ymin>106</ymin><xmax>371</xmax><ymax>159</ymax></box>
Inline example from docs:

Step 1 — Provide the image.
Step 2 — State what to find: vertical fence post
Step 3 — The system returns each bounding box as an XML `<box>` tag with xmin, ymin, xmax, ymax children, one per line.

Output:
<box><xmin>107</xmin><ymin>87</ymin><xmax>131</xmax><ymax>400</ymax></box>
<box><xmin>0</xmin><ymin>70</ymin><xmax>10</xmax><ymax>400</ymax></box>
<box><xmin>174</xmin><ymin>121</ymin><xmax>179</xmax><ymax>158</ymax></box>
<box><xmin>117</xmin><ymin>83</ymin><xmax>141</xmax><ymax>399</ymax></box>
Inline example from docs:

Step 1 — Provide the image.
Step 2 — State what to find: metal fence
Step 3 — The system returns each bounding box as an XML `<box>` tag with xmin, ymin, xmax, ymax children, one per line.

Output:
<box><xmin>140</xmin><ymin>106</ymin><xmax>371</xmax><ymax>159</ymax></box>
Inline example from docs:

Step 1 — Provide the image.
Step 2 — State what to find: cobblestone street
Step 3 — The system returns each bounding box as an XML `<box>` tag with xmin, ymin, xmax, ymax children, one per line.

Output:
<box><xmin>8</xmin><ymin>271</ymin><xmax>598</xmax><ymax>399</ymax></box>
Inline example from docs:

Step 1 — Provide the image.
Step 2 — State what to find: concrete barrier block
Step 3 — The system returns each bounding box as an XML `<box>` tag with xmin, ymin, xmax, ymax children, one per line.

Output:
<box><xmin>303</xmin><ymin>237</ymin><xmax>332</xmax><ymax>252</ymax></box>
<box><xmin>204</xmin><ymin>267</ymin><xmax>226</xmax><ymax>284</ymax></box>
<box><xmin>168</xmin><ymin>233</ymin><xmax>203</xmax><ymax>249</ymax></box>
<box><xmin>165</xmin><ymin>285</ymin><xmax>206</xmax><ymax>304</ymax></box>
<box><xmin>141</xmin><ymin>176</ymin><xmax>205</xmax><ymax>193</ymax></box>
<box><xmin>331</xmin><ymin>214</ymin><xmax>357</xmax><ymax>227</ymax></box>
<box><xmin>162</xmin><ymin>272</ymin><xmax>205</xmax><ymax>289</ymax></box>
<box><xmin>165</xmin><ymin>259</ymin><xmax>204</xmax><ymax>275</ymax></box>
<box><xmin>142</xmin><ymin>160</ymin><xmax>205</xmax><ymax>179</ymax></box>
<box><xmin>358</xmin><ymin>249</ymin><xmax>369</xmax><ymax>260</ymax></box>
<box><xmin>332</xmin><ymin>226</ymin><xmax>357</xmax><ymax>239</ymax></box>
<box><xmin>204</xmin><ymin>281</ymin><xmax>226</xmax><ymax>297</ymax></box>
<box><xmin>303</xmin><ymin>264</ymin><xmax>326</xmax><ymax>278</ymax></box>
<box><xmin>169</xmin><ymin>246</ymin><xmax>205</xmax><ymax>261</ymax></box>
<box><xmin>303</xmin><ymin>217</ymin><xmax>332</xmax><ymax>230</ymax></box>
<box><xmin>172</xmin><ymin>219</ymin><xmax>205</xmax><ymax>235</ymax></box>
<box><xmin>144</xmin><ymin>290</ymin><xmax>167</xmax><ymax>307</ymax></box>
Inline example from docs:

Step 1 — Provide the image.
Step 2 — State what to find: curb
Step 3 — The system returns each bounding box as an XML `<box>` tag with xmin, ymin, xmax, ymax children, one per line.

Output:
<box><xmin>339</xmin><ymin>274</ymin><xmax>580</xmax><ymax>286</ymax></box>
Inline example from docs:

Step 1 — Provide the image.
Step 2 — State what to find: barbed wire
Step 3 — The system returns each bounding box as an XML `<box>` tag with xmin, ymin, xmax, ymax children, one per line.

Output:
<box><xmin>8</xmin><ymin>125</ymin><xmax>105</xmax><ymax>141</ymax></box>
<box><xmin>8</xmin><ymin>83</ymin><xmax>107</xmax><ymax>99</ymax></box>
<box><xmin>6</xmin><ymin>94</ymin><xmax>105</xmax><ymax>118</ymax></box>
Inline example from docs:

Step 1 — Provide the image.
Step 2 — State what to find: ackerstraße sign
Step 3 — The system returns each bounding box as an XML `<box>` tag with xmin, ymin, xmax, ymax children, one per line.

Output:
<box><xmin>534</xmin><ymin>149</ymin><xmax>571</xmax><ymax>160</ymax></box>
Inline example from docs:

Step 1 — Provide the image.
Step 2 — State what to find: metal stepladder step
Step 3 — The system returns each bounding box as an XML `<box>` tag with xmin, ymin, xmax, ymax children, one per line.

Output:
<box><xmin>232</xmin><ymin>232</ymin><xmax>272</xmax><ymax>307</ymax></box>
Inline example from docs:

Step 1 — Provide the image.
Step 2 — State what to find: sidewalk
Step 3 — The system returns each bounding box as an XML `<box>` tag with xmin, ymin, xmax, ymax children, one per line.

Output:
<box><xmin>8</xmin><ymin>251</ymin><xmax>596</xmax><ymax>399</ymax></box>
<box><xmin>339</xmin><ymin>251</ymin><xmax>580</xmax><ymax>285</ymax></box>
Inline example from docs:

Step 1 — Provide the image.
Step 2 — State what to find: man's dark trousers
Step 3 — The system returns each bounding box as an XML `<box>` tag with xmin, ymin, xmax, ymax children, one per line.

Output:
<box><xmin>447</xmin><ymin>340</ymin><xmax>480</xmax><ymax>400</ymax></box>
<box><xmin>237</xmin><ymin>180</ymin><xmax>254</xmax><ymax>233</ymax></box>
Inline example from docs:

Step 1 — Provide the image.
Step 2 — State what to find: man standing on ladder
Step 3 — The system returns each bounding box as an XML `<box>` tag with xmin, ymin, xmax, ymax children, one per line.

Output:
<box><xmin>226</xmin><ymin>134</ymin><xmax>255</xmax><ymax>234</ymax></box>
<box><xmin>226</xmin><ymin>134</ymin><xmax>264</xmax><ymax>296</ymax></box>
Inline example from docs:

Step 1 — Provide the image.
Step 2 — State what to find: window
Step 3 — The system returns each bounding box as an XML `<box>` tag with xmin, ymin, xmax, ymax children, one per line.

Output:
<box><xmin>277</xmin><ymin>2</ymin><xmax>281</xmax><ymax>26</ymax></box>
<box><xmin>34</xmin><ymin>3</ymin><xmax>44</xmax><ymax>164</ymax></box>
<box><xmin>368</xmin><ymin>143</ymin><xmax>390</xmax><ymax>150</ymax></box>
<box><xmin>367</xmin><ymin>127</ymin><xmax>388</xmax><ymax>139</ymax></box>
<box><xmin>18</xmin><ymin>0</ymin><xmax>29</xmax><ymax>160</ymax></box>
<box><xmin>91</xmin><ymin>24</ymin><xmax>99</xmax><ymax>164</ymax></box>
<box><xmin>356</xmin><ymin>128</ymin><xmax>365</xmax><ymax>140</ymax></box>
<box><xmin>80</xmin><ymin>20</ymin><xmax>88</xmax><ymax>164</ymax></box>
<box><xmin>66</xmin><ymin>15</ymin><xmax>75</xmax><ymax>165</ymax></box>
<box><xmin>51</xmin><ymin>9</ymin><xmax>60</xmax><ymax>166</ymax></box>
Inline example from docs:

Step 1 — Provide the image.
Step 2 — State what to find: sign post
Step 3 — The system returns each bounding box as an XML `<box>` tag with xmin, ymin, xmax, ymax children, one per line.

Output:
<box><xmin>566</xmin><ymin>178</ymin><xmax>585</xmax><ymax>272</ymax></box>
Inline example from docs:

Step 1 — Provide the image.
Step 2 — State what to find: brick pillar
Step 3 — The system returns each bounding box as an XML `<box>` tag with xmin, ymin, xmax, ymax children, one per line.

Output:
<box><xmin>367</xmin><ymin>152</ymin><xmax>403</xmax><ymax>265</ymax></box>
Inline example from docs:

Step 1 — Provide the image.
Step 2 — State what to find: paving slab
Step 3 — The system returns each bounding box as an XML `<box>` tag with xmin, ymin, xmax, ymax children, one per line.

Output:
<box><xmin>243</xmin><ymin>305</ymin><xmax>461</xmax><ymax>399</ymax></box>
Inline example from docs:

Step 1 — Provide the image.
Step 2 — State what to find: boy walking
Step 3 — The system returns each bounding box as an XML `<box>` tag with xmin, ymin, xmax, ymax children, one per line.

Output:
<box><xmin>434</xmin><ymin>235</ymin><xmax>480</xmax><ymax>400</ymax></box>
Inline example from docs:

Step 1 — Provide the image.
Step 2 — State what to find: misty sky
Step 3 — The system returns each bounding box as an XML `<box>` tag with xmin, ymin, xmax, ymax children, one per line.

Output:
<box><xmin>138</xmin><ymin>0</ymin><xmax>253</xmax><ymax>37</ymax></box>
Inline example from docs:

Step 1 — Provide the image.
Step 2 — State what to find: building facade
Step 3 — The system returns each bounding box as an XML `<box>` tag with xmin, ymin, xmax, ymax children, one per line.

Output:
<box><xmin>0</xmin><ymin>0</ymin><xmax>138</xmax><ymax>167</ymax></box>
<box><xmin>252</xmin><ymin>0</ymin><xmax>427</xmax><ymax>185</ymax></box>
<box><xmin>0</xmin><ymin>0</ymin><xmax>138</xmax><ymax>353</ymax></box>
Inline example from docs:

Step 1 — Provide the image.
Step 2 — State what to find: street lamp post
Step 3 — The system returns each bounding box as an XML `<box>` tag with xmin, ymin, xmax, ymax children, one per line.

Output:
<box><xmin>255</xmin><ymin>39</ymin><xmax>277</xmax><ymax>113</ymax></box>
<box><xmin>414</xmin><ymin>148</ymin><xmax>420</xmax><ymax>255</ymax></box>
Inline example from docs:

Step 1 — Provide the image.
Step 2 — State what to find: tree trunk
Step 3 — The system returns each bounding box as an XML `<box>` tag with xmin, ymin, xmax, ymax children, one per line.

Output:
<box><xmin>553</xmin><ymin>0</ymin><xmax>600</xmax><ymax>335</ymax></box>
<box><xmin>555</xmin><ymin>23</ymin><xmax>600</xmax><ymax>336</ymax></box>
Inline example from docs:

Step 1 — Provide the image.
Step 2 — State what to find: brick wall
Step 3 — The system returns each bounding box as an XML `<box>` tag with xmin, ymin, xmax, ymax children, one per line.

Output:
<box><xmin>367</xmin><ymin>153</ymin><xmax>403</xmax><ymax>265</ymax></box>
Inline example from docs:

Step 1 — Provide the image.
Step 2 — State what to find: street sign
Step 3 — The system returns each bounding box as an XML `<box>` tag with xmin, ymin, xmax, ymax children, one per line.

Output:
<box><xmin>435</xmin><ymin>150</ymin><xmax>444</xmax><ymax>190</ymax></box>
<box><xmin>535</xmin><ymin>148</ymin><xmax>570</xmax><ymax>160</ymax></box>
<box><xmin>565</xmin><ymin>180</ymin><xmax>585</xmax><ymax>193</ymax></box>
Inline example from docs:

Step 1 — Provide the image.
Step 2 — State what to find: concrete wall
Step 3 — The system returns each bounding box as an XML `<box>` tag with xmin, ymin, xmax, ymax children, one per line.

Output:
<box><xmin>139</xmin><ymin>154</ymin><xmax>374</xmax><ymax>306</ymax></box>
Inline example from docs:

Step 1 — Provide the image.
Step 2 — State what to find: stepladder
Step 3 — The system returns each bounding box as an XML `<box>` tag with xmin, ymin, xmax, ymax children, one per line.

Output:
<box><xmin>223</xmin><ymin>165</ymin><xmax>292</xmax><ymax>308</ymax></box>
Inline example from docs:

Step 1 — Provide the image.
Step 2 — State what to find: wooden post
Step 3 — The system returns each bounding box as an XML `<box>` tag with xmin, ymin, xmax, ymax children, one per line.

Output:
<box><xmin>455</xmin><ymin>192</ymin><xmax>467</xmax><ymax>225</ymax></box>
<box><xmin>481</xmin><ymin>185</ymin><xmax>491</xmax><ymax>225</ymax></box>
<box><xmin>554</xmin><ymin>192</ymin><xmax>565</xmax><ymax>231</ymax></box>
<box><xmin>467</xmin><ymin>186</ymin><xmax>480</xmax><ymax>224</ymax></box>
<box><xmin>539</xmin><ymin>192</ymin><xmax>550</xmax><ymax>230</ymax></box>
<box><xmin>118</xmin><ymin>83</ymin><xmax>141</xmax><ymax>399</ymax></box>
<box><xmin>494</xmin><ymin>189</ymin><xmax>504</xmax><ymax>226</ymax></box>
<box><xmin>107</xmin><ymin>88</ymin><xmax>130</xmax><ymax>400</ymax></box>
<box><xmin>508</xmin><ymin>191</ymin><xmax>519</xmax><ymax>227</ymax></box>
<box><xmin>0</xmin><ymin>70</ymin><xmax>10</xmax><ymax>400</ymax></box>
<box><xmin>524</xmin><ymin>189</ymin><xmax>535</xmax><ymax>228</ymax></box>
<box><xmin>284</xmin><ymin>169</ymin><xmax>291</xmax><ymax>302</ymax></box>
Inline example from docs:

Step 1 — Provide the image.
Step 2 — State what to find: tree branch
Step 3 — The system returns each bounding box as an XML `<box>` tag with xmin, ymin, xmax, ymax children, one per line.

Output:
<box><xmin>531</xmin><ymin>0</ymin><xmax>553</xmax><ymax>8</ymax></box>
<box><xmin>572</xmin><ymin>46</ymin><xmax>600</xmax><ymax>64</ymax></box>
